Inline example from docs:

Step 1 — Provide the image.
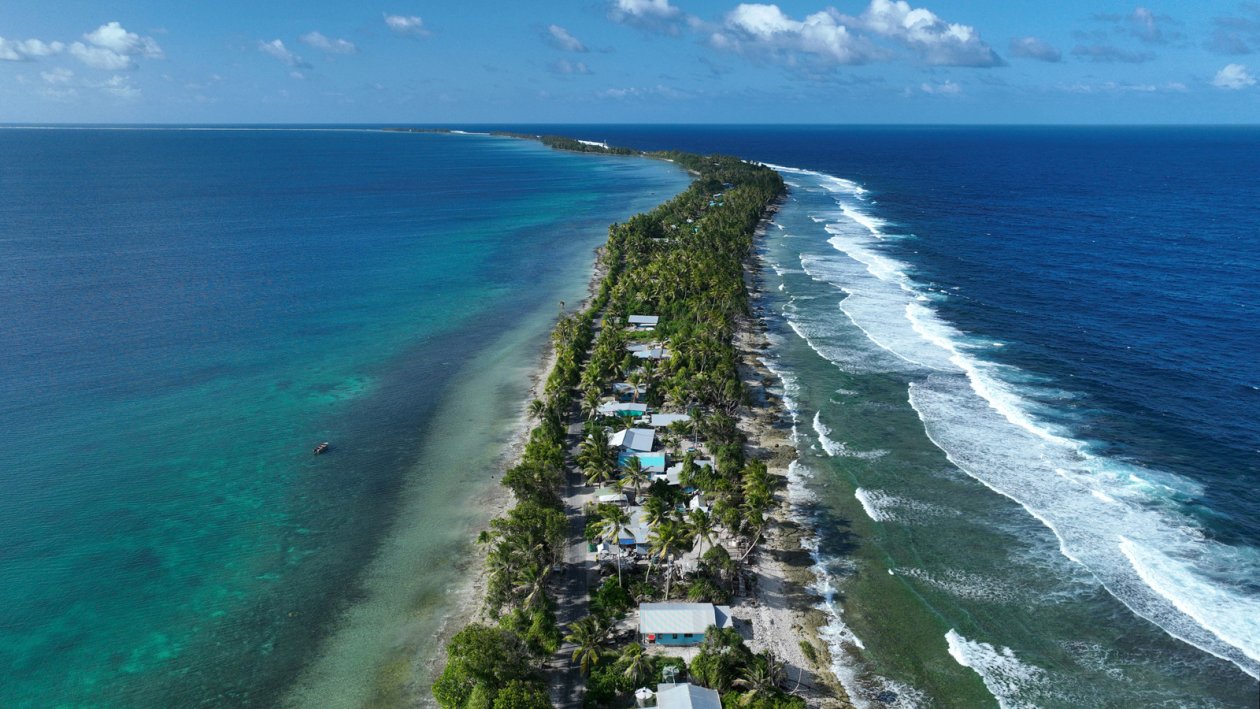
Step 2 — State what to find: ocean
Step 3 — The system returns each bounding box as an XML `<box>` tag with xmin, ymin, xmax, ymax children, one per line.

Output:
<box><xmin>0</xmin><ymin>128</ymin><xmax>689</xmax><ymax>707</ymax></box>
<box><xmin>4</xmin><ymin>125</ymin><xmax>1257</xmax><ymax>708</ymax></box>
<box><xmin>508</xmin><ymin>126</ymin><xmax>1259</xmax><ymax>707</ymax></box>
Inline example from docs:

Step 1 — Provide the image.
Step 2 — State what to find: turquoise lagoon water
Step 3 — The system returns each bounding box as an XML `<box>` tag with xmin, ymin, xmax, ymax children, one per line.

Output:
<box><xmin>0</xmin><ymin>128</ymin><xmax>689</xmax><ymax>707</ymax></box>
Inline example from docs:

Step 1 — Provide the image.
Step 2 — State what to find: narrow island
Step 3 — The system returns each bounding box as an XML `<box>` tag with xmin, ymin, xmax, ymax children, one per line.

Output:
<box><xmin>430</xmin><ymin>135</ymin><xmax>851</xmax><ymax>709</ymax></box>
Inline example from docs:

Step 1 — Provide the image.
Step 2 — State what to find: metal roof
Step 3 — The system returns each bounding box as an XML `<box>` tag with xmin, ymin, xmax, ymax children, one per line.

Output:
<box><xmin>657</xmin><ymin>683</ymin><xmax>721</xmax><ymax>709</ymax></box>
<box><xmin>632</xmin><ymin>347</ymin><xmax>671</xmax><ymax>360</ymax></box>
<box><xmin>639</xmin><ymin>603</ymin><xmax>733</xmax><ymax>635</ymax></box>
<box><xmin>648</xmin><ymin>413</ymin><xmax>691</xmax><ymax>427</ymax></box>
<box><xmin>609</xmin><ymin>427</ymin><xmax>655</xmax><ymax>452</ymax></box>
<box><xmin>628</xmin><ymin>315</ymin><xmax>659</xmax><ymax>325</ymax></box>
<box><xmin>598</xmin><ymin>402</ymin><xmax>649</xmax><ymax>416</ymax></box>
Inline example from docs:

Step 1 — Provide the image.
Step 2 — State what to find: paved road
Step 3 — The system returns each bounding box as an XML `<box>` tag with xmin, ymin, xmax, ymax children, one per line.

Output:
<box><xmin>549</xmin><ymin>423</ymin><xmax>594</xmax><ymax>707</ymax></box>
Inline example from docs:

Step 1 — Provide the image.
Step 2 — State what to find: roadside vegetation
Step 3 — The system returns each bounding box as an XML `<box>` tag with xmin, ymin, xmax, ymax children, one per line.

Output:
<box><xmin>433</xmin><ymin>136</ymin><xmax>802</xmax><ymax>708</ymax></box>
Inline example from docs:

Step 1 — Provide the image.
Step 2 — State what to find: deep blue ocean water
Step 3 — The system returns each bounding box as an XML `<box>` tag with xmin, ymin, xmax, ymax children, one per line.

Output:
<box><xmin>0</xmin><ymin>128</ymin><xmax>688</xmax><ymax>707</ymax></box>
<box><xmin>493</xmin><ymin>126</ymin><xmax>1260</xmax><ymax>706</ymax></box>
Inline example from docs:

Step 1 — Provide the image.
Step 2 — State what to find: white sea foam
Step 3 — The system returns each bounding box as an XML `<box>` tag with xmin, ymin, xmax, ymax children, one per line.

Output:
<box><xmin>769</xmin><ymin>163</ymin><xmax>1260</xmax><ymax>680</ymax></box>
<box><xmin>812</xmin><ymin>411</ymin><xmax>885</xmax><ymax>459</ymax></box>
<box><xmin>851</xmin><ymin>488</ymin><xmax>955</xmax><ymax>524</ymax></box>
<box><xmin>899</xmin><ymin>568</ymin><xmax>1023</xmax><ymax>604</ymax></box>
<box><xmin>853</xmin><ymin>488</ymin><xmax>887</xmax><ymax>522</ymax></box>
<box><xmin>945</xmin><ymin>630</ymin><xmax>1054</xmax><ymax>709</ymax></box>
<box><xmin>1120</xmin><ymin>537</ymin><xmax>1260</xmax><ymax>668</ymax></box>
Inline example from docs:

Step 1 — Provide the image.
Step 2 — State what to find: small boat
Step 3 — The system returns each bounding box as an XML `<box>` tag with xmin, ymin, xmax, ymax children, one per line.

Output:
<box><xmin>313</xmin><ymin>442</ymin><xmax>330</xmax><ymax>455</ymax></box>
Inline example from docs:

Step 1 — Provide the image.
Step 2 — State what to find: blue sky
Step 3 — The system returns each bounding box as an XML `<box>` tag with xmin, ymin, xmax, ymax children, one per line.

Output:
<box><xmin>2</xmin><ymin>0</ymin><xmax>1259</xmax><ymax>123</ymax></box>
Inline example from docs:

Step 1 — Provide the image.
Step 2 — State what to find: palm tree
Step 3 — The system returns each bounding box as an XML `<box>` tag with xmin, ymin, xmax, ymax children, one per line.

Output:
<box><xmin>648</xmin><ymin>520</ymin><xmax>692</xmax><ymax>598</ymax></box>
<box><xmin>688</xmin><ymin>508</ymin><xmax>716</xmax><ymax>557</ymax></box>
<box><xmin>582</xmin><ymin>387</ymin><xmax>602</xmax><ymax>422</ymax></box>
<box><xmin>620</xmin><ymin>642</ymin><xmax>655</xmax><ymax>687</ymax></box>
<box><xmin>598</xmin><ymin>506</ymin><xmax>631</xmax><ymax>587</ymax></box>
<box><xmin>565</xmin><ymin>616</ymin><xmax>609</xmax><ymax>676</ymax></box>
<box><xmin>579</xmin><ymin>433</ymin><xmax>615</xmax><ymax>487</ymax></box>
<box><xmin>511</xmin><ymin>562</ymin><xmax>553</xmax><ymax>611</ymax></box>
<box><xmin>619</xmin><ymin>455</ymin><xmax>648</xmax><ymax>497</ymax></box>
<box><xmin>643</xmin><ymin>496</ymin><xmax>671</xmax><ymax>527</ymax></box>
<box><xmin>734</xmin><ymin>654</ymin><xmax>786</xmax><ymax>705</ymax></box>
<box><xmin>527</xmin><ymin>398</ymin><xmax>547</xmax><ymax>421</ymax></box>
<box><xmin>626</xmin><ymin>370</ymin><xmax>645</xmax><ymax>403</ymax></box>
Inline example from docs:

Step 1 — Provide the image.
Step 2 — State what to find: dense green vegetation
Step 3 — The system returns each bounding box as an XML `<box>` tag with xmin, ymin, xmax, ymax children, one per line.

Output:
<box><xmin>433</xmin><ymin>136</ymin><xmax>798</xmax><ymax>708</ymax></box>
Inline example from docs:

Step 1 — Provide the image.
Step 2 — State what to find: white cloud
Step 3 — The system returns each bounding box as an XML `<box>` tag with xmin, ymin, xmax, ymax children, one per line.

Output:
<box><xmin>69</xmin><ymin>22</ymin><xmax>163</xmax><ymax>70</ymax></box>
<box><xmin>84</xmin><ymin>21</ymin><xmax>162</xmax><ymax>58</ymax></box>
<box><xmin>70</xmin><ymin>43</ymin><xmax>135</xmax><ymax>70</ymax></box>
<box><xmin>597</xmin><ymin>84</ymin><xmax>690</xmax><ymax>99</ymax></box>
<box><xmin>552</xmin><ymin>59</ymin><xmax>592</xmax><ymax>74</ymax></box>
<box><xmin>613</xmin><ymin>0</ymin><xmax>681</xmax><ymax>19</ymax></box>
<box><xmin>920</xmin><ymin>79</ymin><xmax>961</xmax><ymax>94</ymax></box>
<box><xmin>384</xmin><ymin>14</ymin><xmax>430</xmax><ymax>37</ymax></box>
<box><xmin>299</xmin><ymin>31</ymin><xmax>358</xmax><ymax>55</ymax></box>
<box><xmin>258</xmin><ymin>39</ymin><xmax>309</xmax><ymax>68</ymax></box>
<box><xmin>547</xmin><ymin>25</ymin><xmax>588</xmax><ymax>52</ymax></box>
<box><xmin>609</xmin><ymin>0</ymin><xmax>685</xmax><ymax>33</ymax></box>
<box><xmin>858</xmin><ymin>0</ymin><xmax>1002</xmax><ymax>66</ymax></box>
<box><xmin>1009</xmin><ymin>36</ymin><xmax>1061</xmax><ymax>62</ymax></box>
<box><xmin>1212</xmin><ymin>63</ymin><xmax>1256</xmax><ymax>90</ymax></box>
<box><xmin>41</xmin><ymin>67</ymin><xmax>74</xmax><ymax>84</ymax></box>
<box><xmin>1095</xmin><ymin>7</ymin><xmax>1183</xmax><ymax>45</ymax></box>
<box><xmin>710</xmin><ymin>4</ymin><xmax>877</xmax><ymax>65</ymax></box>
<box><xmin>0</xmin><ymin>37</ymin><xmax>66</xmax><ymax>61</ymax></box>
<box><xmin>99</xmin><ymin>74</ymin><xmax>140</xmax><ymax>99</ymax></box>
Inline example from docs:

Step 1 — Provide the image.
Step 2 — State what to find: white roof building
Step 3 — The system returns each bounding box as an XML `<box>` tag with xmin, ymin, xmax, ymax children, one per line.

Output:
<box><xmin>598</xmin><ymin>402</ymin><xmax>649</xmax><ymax>417</ymax></box>
<box><xmin>639</xmin><ymin>602</ymin><xmax>734</xmax><ymax>645</ymax></box>
<box><xmin>656</xmin><ymin>683</ymin><xmax>721</xmax><ymax>709</ymax></box>
<box><xmin>613</xmin><ymin>382</ymin><xmax>648</xmax><ymax>397</ymax></box>
<box><xmin>628</xmin><ymin>315</ymin><xmax>660</xmax><ymax>326</ymax></box>
<box><xmin>648</xmin><ymin>413</ymin><xmax>690</xmax><ymax>428</ymax></box>
<box><xmin>609</xmin><ymin>427</ymin><xmax>655</xmax><ymax>452</ymax></box>
<box><xmin>633</xmin><ymin>347</ymin><xmax>671</xmax><ymax>360</ymax></box>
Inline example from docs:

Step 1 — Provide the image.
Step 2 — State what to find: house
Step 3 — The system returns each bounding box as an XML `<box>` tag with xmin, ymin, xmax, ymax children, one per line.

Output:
<box><xmin>639</xmin><ymin>602</ymin><xmax>733</xmax><ymax>646</ymax></box>
<box><xmin>628</xmin><ymin>315</ymin><xmax>659</xmax><ymax>331</ymax></box>
<box><xmin>656</xmin><ymin>683</ymin><xmax>721</xmax><ymax>709</ymax></box>
<box><xmin>617</xmin><ymin>506</ymin><xmax>653</xmax><ymax>551</ymax></box>
<box><xmin>599</xmin><ymin>402</ymin><xmax>649</xmax><ymax>418</ymax></box>
<box><xmin>647</xmin><ymin>413</ymin><xmax>690</xmax><ymax>428</ymax></box>
<box><xmin>594</xmin><ymin>487</ymin><xmax>628</xmax><ymax>505</ymax></box>
<box><xmin>609</xmin><ymin>427</ymin><xmax>655</xmax><ymax>453</ymax></box>
<box><xmin>659</xmin><ymin>459</ymin><xmax>711</xmax><ymax>488</ymax></box>
<box><xmin>613</xmin><ymin>382</ymin><xmax>648</xmax><ymax>401</ymax></box>
<box><xmin>649</xmin><ymin>467</ymin><xmax>681</xmax><ymax>486</ymax></box>
<box><xmin>633</xmin><ymin>347</ymin><xmax>671</xmax><ymax>361</ymax></box>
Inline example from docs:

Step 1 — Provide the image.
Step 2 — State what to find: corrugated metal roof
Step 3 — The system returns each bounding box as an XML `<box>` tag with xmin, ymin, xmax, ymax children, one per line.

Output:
<box><xmin>609</xmin><ymin>428</ymin><xmax>655</xmax><ymax>452</ymax></box>
<box><xmin>632</xmin><ymin>347</ymin><xmax>671</xmax><ymax>360</ymax></box>
<box><xmin>639</xmin><ymin>603</ymin><xmax>733</xmax><ymax>635</ymax></box>
<box><xmin>657</xmin><ymin>683</ymin><xmax>721</xmax><ymax>709</ymax></box>
<box><xmin>628</xmin><ymin>315</ymin><xmax>659</xmax><ymax>325</ymax></box>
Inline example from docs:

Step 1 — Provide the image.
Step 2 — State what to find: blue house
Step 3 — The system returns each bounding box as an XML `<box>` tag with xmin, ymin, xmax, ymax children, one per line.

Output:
<box><xmin>638</xmin><ymin>602</ymin><xmax>734</xmax><ymax>646</ymax></box>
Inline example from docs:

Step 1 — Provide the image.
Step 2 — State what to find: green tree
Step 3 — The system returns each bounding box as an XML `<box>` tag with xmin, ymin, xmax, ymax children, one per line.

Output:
<box><xmin>597</xmin><ymin>505</ymin><xmax>631</xmax><ymax>587</ymax></box>
<box><xmin>619</xmin><ymin>642</ymin><xmax>655</xmax><ymax>687</ymax></box>
<box><xmin>491</xmin><ymin>680</ymin><xmax>551</xmax><ymax>709</ymax></box>
<box><xmin>432</xmin><ymin>624</ymin><xmax>539</xmax><ymax>708</ymax></box>
<box><xmin>619</xmin><ymin>455</ymin><xmax>649</xmax><ymax>496</ymax></box>
<box><xmin>579</xmin><ymin>432</ymin><xmax>616</xmax><ymax>487</ymax></box>
<box><xmin>688</xmin><ymin>508</ymin><xmax>716</xmax><ymax>557</ymax></box>
<box><xmin>565</xmin><ymin>615</ymin><xmax>610</xmax><ymax>676</ymax></box>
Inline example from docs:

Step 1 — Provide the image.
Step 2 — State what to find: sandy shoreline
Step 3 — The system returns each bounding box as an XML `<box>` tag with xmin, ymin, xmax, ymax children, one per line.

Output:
<box><xmin>731</xmin><ymin>209</ymin><xmax>855</xmax><ymax>708</ymax></box>
<box><xmin>415</xmin><ymin>249</ymin><xmax>610</xmax><ymax>703</ymax></box>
